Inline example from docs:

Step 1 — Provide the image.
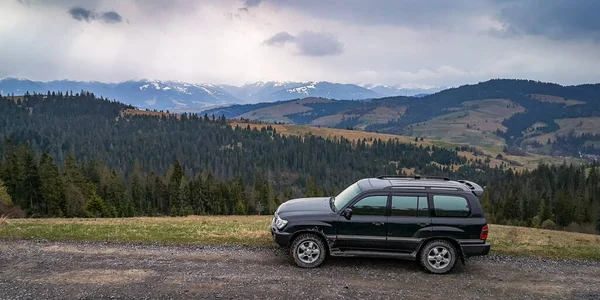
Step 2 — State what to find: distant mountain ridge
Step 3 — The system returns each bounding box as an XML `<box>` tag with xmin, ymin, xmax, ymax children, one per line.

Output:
<box><xmin>0</xmin><ymin>77</ymin><xmax>440</xmax><ymax>111</ymax></box>
<box><xmin>360</xmin><ymin>83</ymin><xmax>445</xmax><ymax>97</ymax></box>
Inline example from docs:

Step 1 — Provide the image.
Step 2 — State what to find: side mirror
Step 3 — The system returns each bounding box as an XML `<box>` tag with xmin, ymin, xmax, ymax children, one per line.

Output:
<box><xmin>343</xmin><ymin>208</ymin><xmax>353</xmax><ymax>220</ymax></box>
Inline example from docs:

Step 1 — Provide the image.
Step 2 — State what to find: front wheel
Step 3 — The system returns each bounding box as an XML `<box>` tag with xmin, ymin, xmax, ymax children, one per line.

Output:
<box><xmin>419</xmin><ymin>240</ymin><xmax>457</xmax><ymax>274</ymax></box>
<box><xmin>290</xmin><ymin>233</ymin><xmax>326</xmax><ymax>268</ymax></box>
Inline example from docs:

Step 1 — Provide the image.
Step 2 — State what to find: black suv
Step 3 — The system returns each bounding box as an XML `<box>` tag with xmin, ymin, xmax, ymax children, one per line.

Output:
<box><xmin>271</xmin><ymin>176</ymin><xmax>490</xmax><ymax>274</ymax></box>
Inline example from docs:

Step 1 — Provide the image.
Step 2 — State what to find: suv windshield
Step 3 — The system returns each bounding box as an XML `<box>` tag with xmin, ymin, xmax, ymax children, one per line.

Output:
<box><xmin>333</xmin><ymin>182</ymin><xmax>361</xmax><ymax>211</ymax></box>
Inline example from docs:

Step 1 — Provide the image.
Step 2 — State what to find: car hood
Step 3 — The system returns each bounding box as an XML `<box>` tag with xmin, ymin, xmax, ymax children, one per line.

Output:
<box><xmin>276</xmin><ymin>197</ymin><xmax>332</xmax><ymax>215</ymax></box>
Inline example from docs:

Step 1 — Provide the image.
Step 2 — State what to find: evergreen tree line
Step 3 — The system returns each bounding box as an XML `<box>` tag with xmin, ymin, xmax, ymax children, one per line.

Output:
<box><xmin>482</xmin><ymin>163</ymin><xmax>600</xmax><ymax>233</ymax></box>
<box><xmin>550</xmin><ymin>132</ymin><xmax>600</xmax><ymax>156</ymax></box>
<box><xmin>0</xmin><ymin>142</ymin><xmax>291</xmax><ymax>217</ymax></box>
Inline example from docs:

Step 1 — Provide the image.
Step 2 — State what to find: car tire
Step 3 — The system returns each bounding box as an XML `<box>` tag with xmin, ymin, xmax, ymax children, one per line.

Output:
<box><xmin>290</xmin><ymin>233</ymin><xmax>327</xmax><ymax>268</ymax></box>
<box><xmin>419</xmin><ymin>240</ymin><xmax>457</xmax><ymax>274</ymax></box>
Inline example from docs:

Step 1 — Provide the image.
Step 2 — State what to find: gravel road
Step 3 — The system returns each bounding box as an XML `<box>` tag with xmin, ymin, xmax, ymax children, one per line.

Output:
<box><xmin>0</xmin><ymin>240</ymin><xmax>599</xmax><ymax>300</ymax></box>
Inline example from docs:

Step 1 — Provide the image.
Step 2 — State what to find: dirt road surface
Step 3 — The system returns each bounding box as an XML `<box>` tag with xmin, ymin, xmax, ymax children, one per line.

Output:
<box><xmin>1</xmin><ymin>240</ymin><xmax>599</xmax><ymax>299</ymax></box>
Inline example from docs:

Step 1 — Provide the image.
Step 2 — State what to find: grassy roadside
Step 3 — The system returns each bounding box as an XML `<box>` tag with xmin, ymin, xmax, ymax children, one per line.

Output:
<box><xmin>1</xmin><ymin>216</ymin><xmax>599</xmax><ymax>261</ymax></box>
<box><xmin>0</xmin><ymin>216</ymin><xmax>273</xmax><ymax>246</ymax></box>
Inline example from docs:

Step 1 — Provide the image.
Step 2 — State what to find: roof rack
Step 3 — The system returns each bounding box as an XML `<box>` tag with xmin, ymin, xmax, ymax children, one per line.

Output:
<box><xmin>386</xmin><ymin>186</ymin><xmax>460</xmax><ymax>191</ymax></box>
<box><xmin>376</xmin><ymin>175</ymin><xmax>450</xmax><ymax>181</ymax></box>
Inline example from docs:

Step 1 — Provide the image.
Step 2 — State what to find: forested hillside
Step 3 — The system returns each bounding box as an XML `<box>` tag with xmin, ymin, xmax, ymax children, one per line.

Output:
<box><xmin>204</xmin><ymin>79</ymin><xmax>600</xmax><ymax>157</ymax></box>
<box><xmin>0</xmin><ymin>92</ymin><xmax>599</xmax><ymax>234</ymax></box>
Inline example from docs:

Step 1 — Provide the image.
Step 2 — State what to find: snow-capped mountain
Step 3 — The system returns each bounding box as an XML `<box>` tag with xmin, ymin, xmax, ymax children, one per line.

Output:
<box><xmin>0</xmin><ymin>78</ymin><xmax>240</xmax><ymax>111</ymax></box>
<box><xmin>362</xmin><ymin>84</ymin><xmax>445</xmax><ymax>97</ymax></box>
<box><xmin>0</xmin><ymin>77</ymin><xmax>445</xmax><ymax>111</ymax></box>
<box><xmin>219</xmin><ymin>81</ymin><xmax>304</xmax><ymax>103</ymax></box>
<box><xmin>219</xmin><ymin>81</ymin><xmax>382</xmax><ymax>103</ymax></box>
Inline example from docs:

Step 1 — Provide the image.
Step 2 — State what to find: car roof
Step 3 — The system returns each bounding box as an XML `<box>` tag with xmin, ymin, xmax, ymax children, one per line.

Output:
<box><xmin>356</xmin><ymin>176</ymin><xmax>484</xmax><ymax>196</ymax></box>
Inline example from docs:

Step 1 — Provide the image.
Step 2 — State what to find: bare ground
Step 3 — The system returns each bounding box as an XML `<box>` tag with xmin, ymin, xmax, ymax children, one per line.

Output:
<box><xmin>1</xmin><ymin>240</ymin><xmax>599</xmax><ymax>300</ymax></box>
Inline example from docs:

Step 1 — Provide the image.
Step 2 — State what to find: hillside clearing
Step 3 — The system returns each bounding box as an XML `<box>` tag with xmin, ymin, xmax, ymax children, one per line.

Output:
<box><xmin>530</xmin><ymin>94</ymin><xmax>585</xmax><ymax>106</ymax></box>
<box><xmin>237</xmin><ymin>97</ymin><xmax>333</xmax><ymax>124</ymax></box>
<box><xmin>525</xmin><ymin>117</ymin><xmax>600</xmax><ymax>144</ymax></box>
<box><xmin>1</xmin><ymin>216</ymin><xmax>599</xmax><ymax>261</ymax></box>
<box><xmin>405</xmin><ymin>99</ymin><xmax>524</xmax><ymax>148</ymax></box>
<box><xmin>121</xmin><ymin>108</ymin><xmax>181</xmax><ymax>119</ymax></box>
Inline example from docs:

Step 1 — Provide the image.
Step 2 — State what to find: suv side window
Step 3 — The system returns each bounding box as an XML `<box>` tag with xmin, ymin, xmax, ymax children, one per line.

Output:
<box><xmin>391</xmin><ymin>195</ymin><xmax>428</xmax><ymax>217</ymax></box>
<box><xmin>351</xmin><ymin>195</ymin><xmax>388</xmax><ymax>216</ymax></box>
<box><xmin>432</xmin><ymin>195</ymin><xmax>470</xmax><ymax>217</ymax></box>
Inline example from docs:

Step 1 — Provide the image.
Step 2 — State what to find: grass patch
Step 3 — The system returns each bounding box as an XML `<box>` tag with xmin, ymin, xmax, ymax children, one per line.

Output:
<box><xmin>1</xmin><ymin>217</ymin><xmax>599</xmax><ymax>261</ymax></box>
<box><xmin>489</xmin><ymin>224</ymin><xmax>600</xmax><ymax>261</ymax></box>
<box><xmin>0</xmin><ymin>216</ymin><xmax>273</xmax><ymax>246</ymax></box>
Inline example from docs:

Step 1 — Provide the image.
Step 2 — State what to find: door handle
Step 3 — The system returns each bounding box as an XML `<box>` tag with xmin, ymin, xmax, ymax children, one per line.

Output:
<box><xmin>372</xmin><ymin>222</ymin><xmax>385</xmax><ymax>226</ymax></box>
<box><xmin>417</xmin><ymin>222</ymin><xmax>431</xmax><ymax>227</ymax></box>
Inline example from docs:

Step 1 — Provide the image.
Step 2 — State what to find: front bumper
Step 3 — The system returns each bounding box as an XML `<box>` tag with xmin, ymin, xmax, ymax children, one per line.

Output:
<box><xmin>271</xmin><ymin>226</ymin><xmax>291</xmax><ymax>248</ymax></box>
<box><xmin>462</xmin><ymin>242</ymin><xmax>491</xmax><ymax>257</ymax></box>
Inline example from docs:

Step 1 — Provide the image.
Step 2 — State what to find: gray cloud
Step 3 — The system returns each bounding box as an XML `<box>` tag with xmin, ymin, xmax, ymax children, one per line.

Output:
<box><xmin>493</xmin><ymin>0</ymin><xmax>600</xmax><ymax>41</ymax></box>
<box><xmin>101</xmin><ymin>11</ymin><xmax>122</xmax><ymax>23</ymax></box>
<box><xmin>68</xmin><ymin>7</ymin><xmax>122</xmax><ymax>24</ymax></box>
<box><xmin>263</xmin><ymin>31</ymin><xmax>344</xmax><ymax>56</ymax></box>
<box><xmin>239</xmin><ymin>0</ymin><xmax>262</xmax><ymax>12</ymax></box>
<box><xmin>263</xmin><ymin>31</ymin><xmax>295</xmax><ymax>46</ymax></box>
<box><xmin>244</xmin><ymin>0</ymin><xmax>262</xmax><ymax>8</ymax></box>
<box><xmin>69</xmin><ymin>7</ymin><xmax>94</xmax><ymax>22</ymax></box>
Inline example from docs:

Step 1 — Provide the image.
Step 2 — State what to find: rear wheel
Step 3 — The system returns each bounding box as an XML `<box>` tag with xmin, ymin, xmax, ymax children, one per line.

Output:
<box><xmin>290</xmin><ymin>233</ymin><xmax>326</xmax><ymax>268</ymax></box>
<box><xmin>419</xmin><ymin>240</ymin><xmax>457</xmax><ymax>274</ymax></box>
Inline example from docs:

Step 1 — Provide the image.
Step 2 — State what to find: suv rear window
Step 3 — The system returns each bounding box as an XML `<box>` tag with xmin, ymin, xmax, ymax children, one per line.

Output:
<box><xmin>391</xmin><ymin>195</ymin><xmax>428</xmax><ymax>217</ymax></box>
<box><xmin>433</xmin><ymin>195</ymin><xmax>470</xmax><ymax>217</ymax></box>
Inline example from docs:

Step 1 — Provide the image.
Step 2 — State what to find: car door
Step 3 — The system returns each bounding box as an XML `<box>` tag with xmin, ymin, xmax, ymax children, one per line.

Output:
<box><xmin>430</xmin><ymin>193</ymin><xmax>477</xmax><ymax>241</ymax></box>
<box><xmin>335</xmin><ymin>193</ymin><xmax>389</xmax><ymax>250</ymax></box>
<box><xmin>387</xmin><ymin>193</ymin><xmax>432</xmax><ymax>253</ymax></box>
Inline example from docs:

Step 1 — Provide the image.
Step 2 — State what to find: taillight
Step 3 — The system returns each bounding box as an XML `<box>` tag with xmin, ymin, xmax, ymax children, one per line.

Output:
<box><xmin>480</xmin><ymin>224</ymin><xmax>489</xmax><ymax>240</ymax></box>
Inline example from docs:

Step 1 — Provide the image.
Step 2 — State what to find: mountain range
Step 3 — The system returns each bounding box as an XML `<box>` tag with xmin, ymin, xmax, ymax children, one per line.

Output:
<box><xmin>0</xmin><ymin>77</ymin><xmax>441</xmax><ymax>111</ymax></box>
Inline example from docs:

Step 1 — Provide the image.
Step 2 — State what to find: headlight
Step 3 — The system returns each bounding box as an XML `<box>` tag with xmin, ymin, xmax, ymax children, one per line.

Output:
<box><xmin>274</xmin><ymin>214</ymin><xmax>288</xmax><ymax>229</ymax></box>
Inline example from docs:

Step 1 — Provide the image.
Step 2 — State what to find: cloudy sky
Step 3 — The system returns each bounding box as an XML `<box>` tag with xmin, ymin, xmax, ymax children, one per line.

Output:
<box><xmin>1</xmin><ymin>0</ymin><xmax>600</xmax><ymax>87</ymax></box>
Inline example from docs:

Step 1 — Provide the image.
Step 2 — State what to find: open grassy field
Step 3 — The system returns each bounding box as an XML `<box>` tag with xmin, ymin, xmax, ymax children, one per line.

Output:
<box><xmin>308</xmin><ymin>106</ymin><xmax>407</xmax><ymax>130</ymax></box>
<box><xmin>405</xmin><ymin>99</ymin><xmax>524</xmax><ymax>148</ymax></box>
<box><xmin>1</xmin><ymin>216</ymin><xmax>599</xmax><ymax>261</ymax></box>
<box><xmin>237</xmin><ymin>97</ymin><xmax>333</xmax><ymax>124</ymax></box>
